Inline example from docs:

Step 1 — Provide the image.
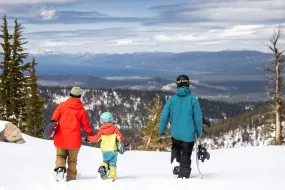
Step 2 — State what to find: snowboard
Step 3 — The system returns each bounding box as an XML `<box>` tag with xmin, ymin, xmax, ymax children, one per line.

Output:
<box><xmin>195</xmin><ymin>133</ymin><xmax>203</xmax><ymax>179</ymax></box>
<box><xmin>116</xmin><ymin>140</ymin><xmax>129</xmax><ymax>154</ymax></box>
<box><xmin>43</xmin><ymin>122</ymin><xmax>58</xmax><ymax>139</ymax></box>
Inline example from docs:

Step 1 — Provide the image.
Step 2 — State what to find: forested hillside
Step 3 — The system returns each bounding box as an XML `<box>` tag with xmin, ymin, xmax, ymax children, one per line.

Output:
<box><xmin>40</xmin><ymin>86</ymin><xmax>267</xmax><ymax>149</ymax></box>
<box><xmin>201</xmin><ymin>105</ymin><xmax>276</xmax><ymax>149</ymax></box>
<box><xmin>40</xmin><ymin>86</ymin><xmax>264</xmax><ymax>126</ymax></box>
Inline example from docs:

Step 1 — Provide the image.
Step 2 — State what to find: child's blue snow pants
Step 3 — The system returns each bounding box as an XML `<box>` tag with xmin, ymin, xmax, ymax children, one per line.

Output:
<box><xmin>102</xmin><ymin>151</ymin><xmax>118</xmax><ymax>168</ymax></box>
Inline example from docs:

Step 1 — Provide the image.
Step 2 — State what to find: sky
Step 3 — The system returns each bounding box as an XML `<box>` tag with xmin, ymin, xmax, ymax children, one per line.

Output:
<box><xmin>0</xmin><ymin>0</ymin><xmax>284</xmax><ymax>54</ymax></box>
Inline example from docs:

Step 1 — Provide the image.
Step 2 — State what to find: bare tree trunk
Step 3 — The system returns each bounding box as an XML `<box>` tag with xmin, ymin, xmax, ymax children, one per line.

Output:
<box><xmin>275</xmin><ymin>58</ymin><xmax>282</xmax><ymax>145</ymax></box>
<box><xmin>146</xmin><ymin>136</ymin><xmax>151</xmax><ymax>150</ymax></box>
<box><xmin>268</xmin><ymin>25</ymin><xmax>284</xmax><ymax>145</ymax></box>
<box><xmin>146</xmin><ymin>113</ymin><xmax>158</xmax><ymax>150</ymax></box>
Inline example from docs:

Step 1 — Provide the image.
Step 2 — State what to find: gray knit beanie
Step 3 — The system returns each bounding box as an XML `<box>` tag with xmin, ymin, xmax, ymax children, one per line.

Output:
<box><xmin>70</xmin><ymin>87</ymin><xmax>81</xmax><ymax>97</ymax></box>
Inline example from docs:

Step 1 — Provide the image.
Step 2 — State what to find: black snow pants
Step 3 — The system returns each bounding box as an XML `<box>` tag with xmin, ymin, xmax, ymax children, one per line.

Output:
<box><xmin>171</xmin><ymin>137</ymin><xmax>194</xmax><ymax>178</ymax></box>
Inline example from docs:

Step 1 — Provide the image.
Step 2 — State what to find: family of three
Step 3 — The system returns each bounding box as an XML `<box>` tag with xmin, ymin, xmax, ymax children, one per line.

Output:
<box><xmin>51</xmin><ymin>74</ymin><xmax>203</xmax><ymax>182</ymax></box>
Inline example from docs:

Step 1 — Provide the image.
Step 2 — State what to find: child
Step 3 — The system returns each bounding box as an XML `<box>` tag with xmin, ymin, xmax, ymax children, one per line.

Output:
<box><xmin>86</xmin><ymin>112</ymin><xmax>124</xmax><ymax>181</ymax></box>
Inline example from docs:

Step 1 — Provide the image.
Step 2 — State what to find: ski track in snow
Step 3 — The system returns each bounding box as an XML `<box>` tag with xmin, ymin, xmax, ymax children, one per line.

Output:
<box><xmin>1</xmin><ymin>133</ymin><xmax>285</xmax><ymax>190</ymax></box>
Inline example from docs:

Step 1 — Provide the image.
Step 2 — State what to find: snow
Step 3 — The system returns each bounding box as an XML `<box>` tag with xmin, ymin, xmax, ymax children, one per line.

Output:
<box><xmin>52</xmin><ymin>95</ymin><xmax>68</xmax><ymax>104</ymax></box>
<box><xmin>105</xmin><ymin>76</ymin><xmax>151</xmax><ymax>80</ymax></box>
<box><xmin>201</xmin><ymin>125</ymin><xmax>273</xmax><ymax>150</ymax></box>
<box><xmin>0</xmin><ymin>120</ymin><xmax>10</xmax><ymax>131</ymax></box>
<box><xmin>0</xmin><ymin>120</ymin><xmax>284</xmax><ymax>190</ymax></box>
<box><xmin>129</xmin><ymin>85</ymin><xmax>153</xmax><ymax>90</ymax></box>
<box><xmin>161</xmin><ymin>83</ymin><xmax>176</xmax><ymax>91</ymax></box>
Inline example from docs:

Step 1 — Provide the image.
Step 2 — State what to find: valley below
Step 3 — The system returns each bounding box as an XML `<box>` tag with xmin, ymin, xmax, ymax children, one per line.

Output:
<box><xmin>38</xmin><ymin>73</ymin><xmax>269</xmax><ymax>102</ymax></box>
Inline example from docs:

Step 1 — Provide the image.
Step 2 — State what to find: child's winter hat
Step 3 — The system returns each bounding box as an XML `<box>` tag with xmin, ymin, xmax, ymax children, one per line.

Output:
<box><xmin>100</xmin><ymin>112</ymin><xmax>113</xmax><ymax>124</ymax></box>
<box><xmin>70</xmin><ymin>86</ymin><xmax>81</xmax><ymax>98</ymax></box>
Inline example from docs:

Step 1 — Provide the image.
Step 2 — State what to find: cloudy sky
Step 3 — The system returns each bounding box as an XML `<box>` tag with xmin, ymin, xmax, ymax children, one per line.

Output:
<box><xmin>0</xmin><ymin>0</ymin><xmax>284</xmax><ymax>54</ymax></box>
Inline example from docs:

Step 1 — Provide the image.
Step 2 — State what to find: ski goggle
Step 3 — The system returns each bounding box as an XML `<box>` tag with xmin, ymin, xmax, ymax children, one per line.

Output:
<box><xmin>176</xmin><ymin>79</ymin><xmax>189</xmax><ymax>84</ymax></box>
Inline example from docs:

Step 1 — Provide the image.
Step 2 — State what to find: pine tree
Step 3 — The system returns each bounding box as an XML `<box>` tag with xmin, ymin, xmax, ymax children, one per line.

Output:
<box><xmin>0</xmin><ymin>16</ymin><xmax>45</xmax><ymax>137</ymax></box>
<box><xmin>138</xmin><ymin>94</ymin><xmax>170</xmax><ymax>151</ymax></box>
<box><xmin>25</xmin><ymin>58</ymin><xmax>46</xmax><ymax>137</ymax></box>
<box><xmin>0</xmin><ymin>15</ymin><xmax>12</xmax><ymax>120</ymax></box>
<box><xmin>265</xmin><ymin>25</ymin><xmax>285</xmax><ymax>145</ymax></box>
<box><xmin>9</xmin><ymin>19</ymin><xmax>29</xmax><ymax>128</ymax></box>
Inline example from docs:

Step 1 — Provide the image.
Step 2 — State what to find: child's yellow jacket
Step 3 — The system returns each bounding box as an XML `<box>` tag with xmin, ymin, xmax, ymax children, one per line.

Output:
<box><xmin>87</xmin><ymin>123</ymin><xmax>124</xmax><ymax>152</ymax></box>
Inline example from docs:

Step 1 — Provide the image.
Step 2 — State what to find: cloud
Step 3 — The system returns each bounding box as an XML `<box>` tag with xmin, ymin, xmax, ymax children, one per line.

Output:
<box><xmin>113</xmin><ymin>38</ymin><xmax>133</xmax><ymax>46</ymax></box>
<box><xmin>40</xmin><ymin>9</ymin><xmax>57</xmax><ymax>20</ymax></box>
<box><xmin>154</xmin><ymin>34</ymin><xmax>208</xmax><ymax>42</ymax></box>
<box><xmin>2</xmin><ymin>0</ymin><xmax>285</xmax><ymax>54</ymax></box>
<box><xmin>14</xmin><ymin>10</ymin><xmax>147</xmax><ymax>24</ymax></box>
<box><xmin>111</xmin><ymin>37</ymin><xmax>155</xmax><ymax>46</ymax></box>
<box><xmin>147</xmin><ymin>0</ymin><xmax>285</xmax><ymax>25</ymax></box>
<box><xmin>41</xmin><ymin>40</ymin><xmax>66</xmax><ymax>47</ymax></box>
<box><xmin>0</xmin><ymin>0</ymin><xmax>80</xmax><ymax>4</ymax></box>
<box><xmin>23</xmin><ymin>23</ymin><xmax>283</xmax><ymax>54</ymax></box>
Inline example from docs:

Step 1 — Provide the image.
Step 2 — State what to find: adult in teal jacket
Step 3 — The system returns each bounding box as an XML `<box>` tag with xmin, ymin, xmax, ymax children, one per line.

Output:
<box><xmin>159</xmin><ymin>74</ymin><xmax>203</xmax><ymax>179</ymax></box>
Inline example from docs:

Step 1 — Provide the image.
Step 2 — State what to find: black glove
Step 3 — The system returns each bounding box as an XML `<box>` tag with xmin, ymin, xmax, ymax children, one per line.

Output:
<box><xmin>82</xmin><ymin>137</ymin><xmax>91</xmax><ymax>144</ymax></box>
<box><xmin>202</xmin><ymin>118</ymin><xmax>211</xmax><ymax>128</ymax></box>
<box><xmin>124</xmin><ymin>143</ymin><xmax>130</xmax><ymax>151</ymax></box>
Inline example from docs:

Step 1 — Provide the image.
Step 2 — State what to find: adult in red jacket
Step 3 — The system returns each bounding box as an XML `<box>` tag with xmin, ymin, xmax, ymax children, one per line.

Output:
<box><xmin>51</xmin><ymin>86</ymin><xmax>94</xmax><ymax>182</ymax></box>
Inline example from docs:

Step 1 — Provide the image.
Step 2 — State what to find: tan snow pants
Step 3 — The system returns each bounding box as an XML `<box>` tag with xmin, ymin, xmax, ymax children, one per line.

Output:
<box><xmin>55</xmin><ymin>147</ymin><xmax>80</xmax><ymax>181</ymax></box>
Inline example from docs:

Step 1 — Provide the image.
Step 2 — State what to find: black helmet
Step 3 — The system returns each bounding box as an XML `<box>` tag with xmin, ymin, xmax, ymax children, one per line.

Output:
<box><xmin>176</xmin><ymin>75</ymin><xmax>190</xmax><ymax>87</ymax></box>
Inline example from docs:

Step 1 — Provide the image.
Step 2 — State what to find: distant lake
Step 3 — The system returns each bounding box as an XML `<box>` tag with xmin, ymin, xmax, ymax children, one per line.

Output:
<box><xmin>37</xmin><ymin>63</ymin><xmax>209</xmax><ymax>77</ymax></box>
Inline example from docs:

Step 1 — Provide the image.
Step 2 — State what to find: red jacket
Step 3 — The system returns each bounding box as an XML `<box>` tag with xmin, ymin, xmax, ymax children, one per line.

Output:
<box><xmin>52</xmin><ymin>98</ymin><xmax>94</xmax><ymax>149</ymax></box>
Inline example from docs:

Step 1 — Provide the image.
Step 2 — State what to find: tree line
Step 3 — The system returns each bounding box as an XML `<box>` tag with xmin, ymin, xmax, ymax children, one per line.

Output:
<box><xmin>0</xmin><ymin>15</ymin><xmax>45</xmax><ymax>137</ymax></box>
<box><xmin>40</xmin><ymin>86</ymin><xmax>264</xmax><ymax>127</ymax></box>
<box><xmin>40</xmin><ymin>86</ymin><xmax>265</xmax><ymax>150</ymax></box>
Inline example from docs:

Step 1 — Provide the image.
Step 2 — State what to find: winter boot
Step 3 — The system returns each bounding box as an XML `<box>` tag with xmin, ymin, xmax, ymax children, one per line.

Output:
<box><xmin>108</xmin><ymin>166</ymin><xmax>117</xmax><ymax>181</ymax></box>
<box><xmin>98</xmin><ymin>166</ymin><xmax>108</xmax><ymax>180</ymax></box>
<box><xmin>178</xmin><ymin>167</ymin><xmax>191</xmax><ymax>179</ymax></box>
<box><xmin>172</xmin><ymin>158</ymin><xmax>180</xmax><ymax>175</ymax></box>
<box><xmin>98</xmin><ymin>162</ymin><xmax>108</xmax><ymax>180</ymax></box>
<box><xmin>54</xmin><ymin>167</ymin><xmax>66</xmax><ymax>182</ymax></box>
<box><xmin>173</xmin><ymin>166</ymin><xmax>180</xmax><ymax>175</ymax></box>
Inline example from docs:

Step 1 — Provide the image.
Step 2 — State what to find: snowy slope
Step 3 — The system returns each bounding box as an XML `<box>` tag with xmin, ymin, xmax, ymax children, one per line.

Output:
<box><xmin>201</xmin><ymin>125</ymin><xmax>272</xmax><ymax>150</ymax></box>
<box><xmin>1</xmin><ymin>133</ymin><xmax>284</xmax><ymax>190</ymax></box>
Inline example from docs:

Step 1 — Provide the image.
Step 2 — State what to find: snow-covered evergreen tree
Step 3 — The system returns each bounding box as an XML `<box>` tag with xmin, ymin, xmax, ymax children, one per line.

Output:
<box><xmin>0</xmin><ymin>16</ymin><xmax>45</xmax><ymax>135</ymax></box>
<box><xmin>8</xmin><ymin>19</ymin><xmax>29</xmax><ymax>128</ymax></box>
<box><xmin>0</xmin><ymin>15</ymin><xmax>12</xmax><ymax>120</ymax></box>
<box><xmin>25</xmin><ymin>58</ymin><xmax>46</xmax><ymax>137</ymax></box>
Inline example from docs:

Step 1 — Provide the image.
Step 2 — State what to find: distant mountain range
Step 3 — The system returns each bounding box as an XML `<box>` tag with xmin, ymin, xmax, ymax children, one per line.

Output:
<box><xmin>37</xmin><ymin>74</ymin><xmax>269</xmax><ymax>102</ymax></box>
<box><xmin>1</xmin><ymin>50</ymin><xmax>273</xmax><ymax>101</ymax></box>
<box><xmin>19</xmin><ymin>50</ymin><xmax>272</xmax><ymax>76</ymax></box>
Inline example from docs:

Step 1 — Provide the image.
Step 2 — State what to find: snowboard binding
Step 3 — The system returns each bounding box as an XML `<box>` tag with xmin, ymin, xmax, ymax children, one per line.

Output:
<box><xmin>197</xmin><ymin>145</ymin><xmax>210</xmax><ymax>162</ymax></box>
<box><xmin>98</xmin><ymin>166</ymin><xmax>108</xmax><ymax>180</ymax></box>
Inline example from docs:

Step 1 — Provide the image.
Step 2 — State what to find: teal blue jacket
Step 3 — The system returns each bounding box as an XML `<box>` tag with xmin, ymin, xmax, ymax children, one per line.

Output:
<box><xmin>159</xmin><ymin>86</ymin><xmax>203</xmax><ymax>142</ymax></box>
